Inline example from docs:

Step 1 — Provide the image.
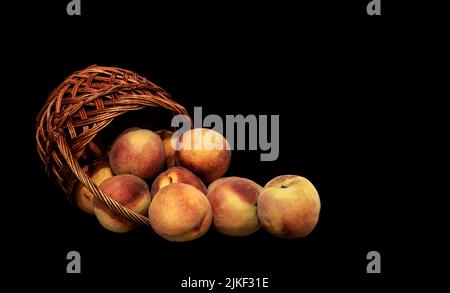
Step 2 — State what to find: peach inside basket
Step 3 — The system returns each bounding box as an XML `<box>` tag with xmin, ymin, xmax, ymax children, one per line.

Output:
<box><xmin>36</xmin><ymin>65</ymin><xmax>191</xmax><ymax>227</ymax></box>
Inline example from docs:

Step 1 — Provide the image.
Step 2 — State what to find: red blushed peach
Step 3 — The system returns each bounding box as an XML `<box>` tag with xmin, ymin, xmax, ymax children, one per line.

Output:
<box><xmin>148</xmin><ymin>183</ymin><xmax>212</xmax><ymax>242</ymax></box>
<box><xmin>94</xmin><ymin>174</ymin><xmax>151</xmax><ymax>233</ymax></box>
<box><xmin>208</xmin><ymin>177</ymin><xmax>240</xmax><ymax>192</ymax></box>
<box><xmin>151</xmin><ymin>166</ymin><xmax>207</xmax><ymax>198</ymax></box>
<box><xmin>207</xmin><ymin>177</ymin><xmax>262</xmax><ymax>236</ymax></box>
<box><xmin>74</xmin><ymin>159</ymin><xmax>114</xmax><ymax>214</ymax></box>
<box><xmin>257</xmin><ymin>175</ymin><xmax>321</xmax><ymax>239</ymax></box>
<box><xmin>156</xmin><ymin>130</ymin><xmax>177</xmax><ymax>168</ymax></box>
<box><xmin>109</xmin><ymin>128</ymin><xmax>165</xmax><ymax>182</ymax></box>
<box><xmin>178</xmin><ymin>128</ymin><xmax>231</xmax><ymax>183</ymax></box>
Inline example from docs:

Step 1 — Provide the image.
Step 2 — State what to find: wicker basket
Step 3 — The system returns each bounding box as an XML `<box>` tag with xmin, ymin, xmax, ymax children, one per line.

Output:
<box><xmin>36</xmin><ymin>65</ymin><xmax>190</xmax><ymax>227</ymax></box>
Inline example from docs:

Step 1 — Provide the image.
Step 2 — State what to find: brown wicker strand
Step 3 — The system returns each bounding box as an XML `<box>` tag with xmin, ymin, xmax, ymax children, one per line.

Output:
<box><xmin>55</xmin><ymin>131</ymin><xmax>151</xmax><ymax>226</ymax></box>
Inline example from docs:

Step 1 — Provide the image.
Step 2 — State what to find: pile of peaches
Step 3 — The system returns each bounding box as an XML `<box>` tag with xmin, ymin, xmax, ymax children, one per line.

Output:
<box><xmin>75</xmin><ymin>127</ymin><xmax>321</xmax><ymax>241</ymax></box>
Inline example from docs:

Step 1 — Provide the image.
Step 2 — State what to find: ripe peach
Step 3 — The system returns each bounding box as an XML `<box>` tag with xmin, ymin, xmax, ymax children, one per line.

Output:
<box><xmin>109</xmin><ymin>127</ymin><xmax>165</xmax><ymax>182</ymax></box>
<box><xmin>74</xmin><ymin>159</ymin><xmax>114</xmax><ymax>214</ymax></box>
<box><xmin>151</xmin><ymin>166</ymin><xmax>207</xmax><ymax>198</ymax></box>
<box><xmin>156</xmin><ymin>129</ymin><xmax>177</xmax><ymax>168</ymax></box>
<box><xmin>148</xmin><ymin>183</ymin><xmax>212</xmax><ymax>242</ymax></box>
<box><xmin>94</xmin><ymin>174</ymin><xmax>151</xmax><ymax>233</ymax></box>
<box><xmin>257</xmin><ymin>175</ymin><xmax>320</xmax><ymax>239</ymax></box>
<box><xmin>207</xmin><ymin>176</ymin><xmax>236</xmax><ymax>192</ymax></box>
<box><xmin>207</xmin><ymin>177</ymin><xmax>262</xmax><ymax>236</ymax></box>
<box><xmin>178</xmin><ymin>128</ymin><xmax>231</xmax><ymax>183</ymax></box>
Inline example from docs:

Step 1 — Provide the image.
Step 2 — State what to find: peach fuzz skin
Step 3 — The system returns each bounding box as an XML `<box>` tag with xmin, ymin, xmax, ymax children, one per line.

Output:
<box><xmin>94</xmin><ymin>174</ymin><xmax>151</xmax><ymax>233</ymax></box>
<box><xmin>207</xmin><ymin>177</ymin><xmax>262</xmax><ymax>236</ymax></box>
<box><xmin>257</xmin><ymin>175</ymin><xmax>320</xmax><ymax>239</ymax></box>
<box><xmin>178</xmin><ymin>128</ymin><xmax>231</xmax><ymax>183</ymax></box>
<box><xmin>151</xmin><ymin>166</ymin><xmax>207</xmax><ymax>198</ymax></box>
<box><xmin>148</xmin><ymin>183</ymin><xmax>212</xmax><ymax>242</ymax></box>
<box><xmin>109</xmin><ymin>128</ymin><xmax>165</xmax><ymax>182</ymax></box>
<box><xmin>74</xmin><ymin>159</ymin><xmax>114</xmax><ymax>214</ymax></box>
<box><xmin>207</xmin><ymin>177</ymin><xmax>230</xmax><ymax>193</ymax></box>
<box><xmin>156</xmin><ymin>130</ymin><xmax>178</xmax><ymax>168</ymax></box>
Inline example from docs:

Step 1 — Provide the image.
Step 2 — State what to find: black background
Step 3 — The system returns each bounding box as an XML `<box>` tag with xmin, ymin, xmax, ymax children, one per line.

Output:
<box><xmin>8</xmin><ymin>0</ymin><xmax>420</xmax><ymax>290</ymax></box>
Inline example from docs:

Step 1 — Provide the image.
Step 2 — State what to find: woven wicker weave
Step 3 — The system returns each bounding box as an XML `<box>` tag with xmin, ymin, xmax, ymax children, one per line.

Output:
<box><xmin>36</xmin><ymin>65</ymin><xmax>190</xmax><ymax>227</ymax></box>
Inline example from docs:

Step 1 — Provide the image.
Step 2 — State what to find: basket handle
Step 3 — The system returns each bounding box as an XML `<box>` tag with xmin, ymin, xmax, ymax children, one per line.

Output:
<box><xmin>54</xmin><ymin>130</ymin><xmax>152</xmax><ymax>227</ymax></box>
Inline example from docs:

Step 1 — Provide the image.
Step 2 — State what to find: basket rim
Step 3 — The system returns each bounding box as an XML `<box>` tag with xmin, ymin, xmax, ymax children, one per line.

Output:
<box><xmin>36</xmin><ymin>65</ymin><xmax>192</xmax><ymax>228</ymax></box>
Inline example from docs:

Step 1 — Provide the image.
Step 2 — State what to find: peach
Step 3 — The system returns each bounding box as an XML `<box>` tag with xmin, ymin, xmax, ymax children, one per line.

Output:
<box><xmin>74</xmin><ymin>159</ymin><xmax>114</xmax><ymax>214</ymax></box>
<box><xmin>156</xmin><ymin>130</ymin><xmax>177</xmax><ymax>168</ymax></box>
<box><xmin>109</xmin><ymin>127</ymin><xmax>165</xmax><ymax>182</ymax></box>
<box><xmin>207</xmin><ymin>177</ymin><xmax>262</xmax><ymax>236</ymax></box>
<box><xmin>207</xmin><ymin>176</ymin><xmax>235</xmax><ymax>192</ymax></box>
<box><xmin>257</xmin><ymin>175</ymin><xmax>320</xmax><ymax>239</ymax></box>
<box><xmin>151</xmin><ymin>166</ymin><xmax>207</xmax><ymax>198</ymax></box>
<box><xmin>148</xmin><ymin>183</ymin><xmax>212</xmax><ymax>242</ymax></box>
<box><xmin>178</xmin><ymin>128</ymin><xmax>231</xmax><ymax>183</ymax></box>
<box><xmin>94</xmin><ymin>174</ymin><xmax>151</xmax><ymax>233</ymax></box>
